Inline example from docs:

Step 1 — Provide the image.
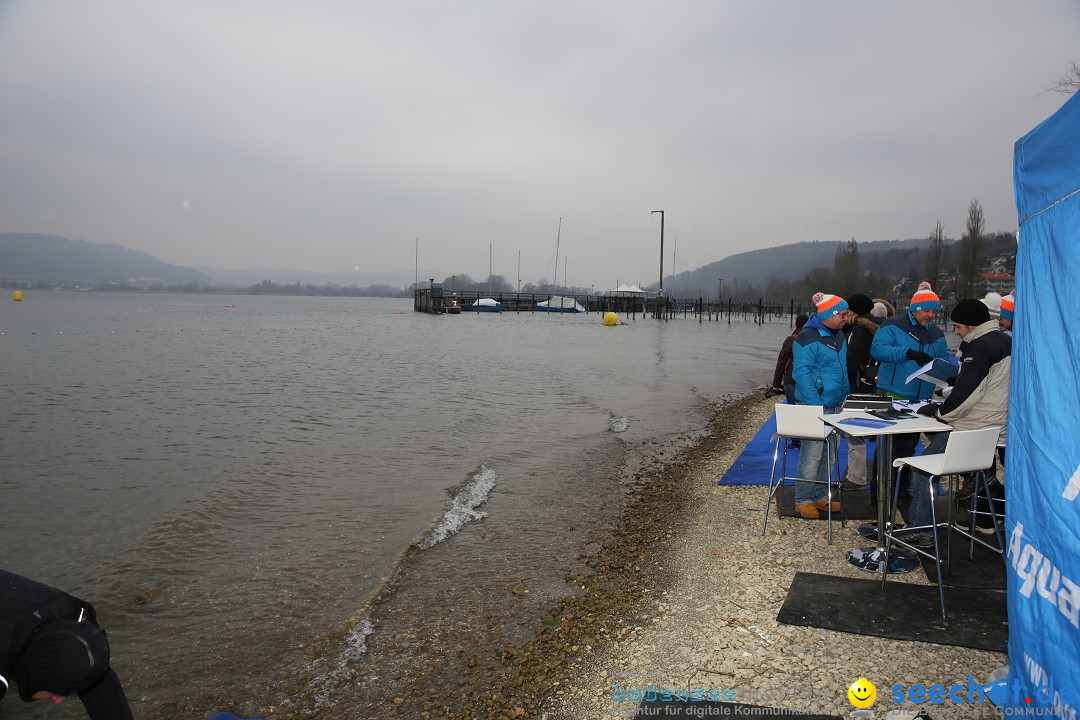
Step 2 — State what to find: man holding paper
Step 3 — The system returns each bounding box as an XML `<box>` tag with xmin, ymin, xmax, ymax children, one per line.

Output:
<box><xmin>871</xmin><ymin>282</ymin><xmax>950</xmax><ymax>402</ymax></box>
<box><xmin>870</xmin><ymin>282</ymin><xmax>951</xmax><ymax>473</ymax></box>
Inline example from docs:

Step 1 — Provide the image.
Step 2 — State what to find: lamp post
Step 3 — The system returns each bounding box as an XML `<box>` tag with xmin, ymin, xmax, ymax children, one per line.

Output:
<box><xmin>651</xmin><ymin>210</ymin><xmax>664</xmax><ymax>294</ymax></box>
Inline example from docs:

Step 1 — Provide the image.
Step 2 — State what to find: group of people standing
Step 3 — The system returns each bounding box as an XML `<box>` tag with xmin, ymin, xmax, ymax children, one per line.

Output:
<box><xmin>771</xmin><ymin>282</ymin><xmax>1014</xmax><ymax>544</ymax></box>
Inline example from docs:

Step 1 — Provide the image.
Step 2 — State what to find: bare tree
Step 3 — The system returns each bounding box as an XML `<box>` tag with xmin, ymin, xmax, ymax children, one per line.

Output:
<box><xmin>833</xmin><ymin>237</ymin><xmax>861</xmax><ymax>295</ymax></box>
<box><xmin>958</xmin><ymin>200</ymin><xmax>985</xmax><ymax>298</ymax></box>
<box><xmin>925</xmin><ymin>221</ymin><xmax>947</xmax><ymax>288</ymax></box>
<box><xmin>1050</xmin><ymin>62</ymin><xmax>1080</xmax><ymax>94</ymax></box>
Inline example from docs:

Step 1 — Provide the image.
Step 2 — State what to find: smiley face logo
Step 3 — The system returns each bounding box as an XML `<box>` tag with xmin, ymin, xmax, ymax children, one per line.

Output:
<box><xmin>847</xmin><ymin>677</ymin><xmax>876</xmax><ymax>708</ymax></box>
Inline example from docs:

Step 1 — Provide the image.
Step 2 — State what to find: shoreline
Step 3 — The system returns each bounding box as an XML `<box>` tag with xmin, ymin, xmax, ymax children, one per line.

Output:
<box><xmin>500</xmin><ymin>392</ymin><xmax>1006</xmax><ymax>719</ymax></box>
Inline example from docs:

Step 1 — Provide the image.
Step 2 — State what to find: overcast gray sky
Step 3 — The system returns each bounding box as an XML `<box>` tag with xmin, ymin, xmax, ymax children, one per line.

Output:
<box><xmin>1</xmin><ymin>1</ymin><xmax>1077</xmax><ymax>290</ymax></box>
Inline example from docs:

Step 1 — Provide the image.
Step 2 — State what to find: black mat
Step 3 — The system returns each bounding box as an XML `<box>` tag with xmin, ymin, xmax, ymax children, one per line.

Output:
<box><xmin>777</xmin><ymin>482</ymin><xmax>876</xmax><ymax>521</ymax></box>
<box><xmin>635</xmin><ymin>699</ymin><xmax>839</xmax><ymax>719</ymax></box>
<box><xmin>917</xmin><ymin>527</ymin><xmax>1007</xmax><ymax>590</ymax></box>
<box><xmin>777</xmin><ymin>572</ymin><xmax>1007</xmax><ymax>652</ymax></box>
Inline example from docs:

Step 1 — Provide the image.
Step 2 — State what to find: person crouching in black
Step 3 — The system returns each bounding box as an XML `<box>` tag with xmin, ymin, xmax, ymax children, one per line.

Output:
<box><xmin>0</xmin><ymin>569</ymin><xmax>134</xmax><ymax>719</ymax></box>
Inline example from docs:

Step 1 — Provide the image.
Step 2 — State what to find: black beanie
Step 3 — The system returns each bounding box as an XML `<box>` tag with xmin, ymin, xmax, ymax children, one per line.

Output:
<box><xmin>950</xmin><ymin>298</ymin><xmax>991</xmax><ymax>326</ymax></box>
<box><xmin>13</xmin><ymin>621</ymin><xmax>110</xmax><ymax>701</ymax></box>
<box><xmin>847</xmin><ymin>293</ymin><xmax>874</xmax><ymax>316</ymax></box>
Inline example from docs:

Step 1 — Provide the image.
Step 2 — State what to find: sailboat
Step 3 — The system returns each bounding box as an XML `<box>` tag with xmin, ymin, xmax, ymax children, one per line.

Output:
<box><xmin>536</xmin><ymin>218</ymin><xmax>585</xmax><ymax>313</ymax></box>
<box><xmin>536</xmin><ymin>295</ymin><xmax>585</xmax><ymax>313</ymax></box>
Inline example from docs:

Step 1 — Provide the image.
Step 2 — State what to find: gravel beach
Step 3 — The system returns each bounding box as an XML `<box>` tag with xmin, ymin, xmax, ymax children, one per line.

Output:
<box><xmin>505</xmin><ymin>392</ymin><xmax>1007</xmax><ymax>720</ymax></box>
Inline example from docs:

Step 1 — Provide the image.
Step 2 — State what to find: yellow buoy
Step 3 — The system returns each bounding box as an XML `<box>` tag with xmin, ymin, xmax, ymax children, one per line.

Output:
<box><xmin>603</xmin><ymin>311</ymin><xmax>618</xmax><ymax>326</ymax></box>
<box><xmin>13</xmin><ymin>290</ymin><xmax>22</xmax><ymax>302</ymax></box>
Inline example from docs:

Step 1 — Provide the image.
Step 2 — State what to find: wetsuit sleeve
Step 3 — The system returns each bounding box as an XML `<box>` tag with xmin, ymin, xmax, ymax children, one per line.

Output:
<box><xmin>79</xmin><ymin>669</ymin><xmax>135</xmax><ymax>720</ymax></box>
<box><xmin>772</xmin><ymin>335</ymin><xmax>794</xmax><ymax>388</ymax></box>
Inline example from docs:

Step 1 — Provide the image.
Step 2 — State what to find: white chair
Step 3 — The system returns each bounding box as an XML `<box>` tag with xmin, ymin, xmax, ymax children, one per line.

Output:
<box><xmin>761</xmin><ymin>403</ymin><xmax>844</xmax><ymax>544</ymax></box>
<box><xmin>881</xmin><ymin>426</ymin><xmax>1001</xmax><ymax>620</ymax></box>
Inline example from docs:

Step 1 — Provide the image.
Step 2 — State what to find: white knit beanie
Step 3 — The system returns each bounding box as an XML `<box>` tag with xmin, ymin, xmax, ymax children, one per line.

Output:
<box><xmin>981</xmin><ymin>292</ymin><xmax>1002</xmax><ymax>320</ymax></box>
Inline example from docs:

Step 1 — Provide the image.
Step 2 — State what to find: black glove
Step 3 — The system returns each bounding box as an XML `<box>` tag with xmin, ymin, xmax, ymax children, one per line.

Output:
<box><xmin>916</xmin><ymin>403</ymin><xmax>939</xmax><ymax>417</ymax></box>
<box><xmin>906</xmin><ymin>349</ymin><xmax>933</xmax><ymax>365</ymax></box>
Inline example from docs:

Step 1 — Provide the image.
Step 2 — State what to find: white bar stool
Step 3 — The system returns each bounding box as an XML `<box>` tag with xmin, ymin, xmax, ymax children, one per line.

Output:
<box><xmin>761</xmin><ymin>403</ymin><xmax>844</xmax><ymax>544</ymax></box>
<box><xmin>881</xmin><ymin>426</ymin><xmax>1001</xmax><ymax>620</ymax></box>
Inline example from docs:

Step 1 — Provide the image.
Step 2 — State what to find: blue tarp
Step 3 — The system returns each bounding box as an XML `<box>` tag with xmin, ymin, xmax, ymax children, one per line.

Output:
<box><xmin>718</xmin><ymin>410</ymin><xmax>874</xmax><ymax>485</ymax></box>
<box><xmin>1009</xmin><ymin>90</ymin><xmax>1080</xmax><ymax>715</ymax></box>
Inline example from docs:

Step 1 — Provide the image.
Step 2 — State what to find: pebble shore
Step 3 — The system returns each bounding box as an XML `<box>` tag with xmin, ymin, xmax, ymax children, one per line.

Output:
<box><xmin>519</xmin><ymin>392</ymin><xmax>1008</xmax><ymax>720</ymax></box>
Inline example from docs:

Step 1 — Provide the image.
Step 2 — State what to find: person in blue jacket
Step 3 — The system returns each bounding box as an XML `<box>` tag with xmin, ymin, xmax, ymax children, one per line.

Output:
<box><xmin>871</xmin><ymin>281</ymin><xmax>950</xmax><ymax>465</ymax></box>
<box><xmin>791</xmin><ymin>291</ymin><xmax>851</xmax><ymax>518</ymax></box>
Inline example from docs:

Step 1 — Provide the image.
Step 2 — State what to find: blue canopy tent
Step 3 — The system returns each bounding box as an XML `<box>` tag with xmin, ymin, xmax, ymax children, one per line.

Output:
<box><xmin>1009</xmin><ymin>91</ymin><xmax>1080</xmax><ymax>713</ymax></box>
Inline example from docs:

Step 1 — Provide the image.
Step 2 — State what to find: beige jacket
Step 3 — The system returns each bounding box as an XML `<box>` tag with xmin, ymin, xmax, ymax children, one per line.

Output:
<box><xmin>937</xmin><ymin>320</ymin><xmax>1011</xmax><ymax>444</ymax></box>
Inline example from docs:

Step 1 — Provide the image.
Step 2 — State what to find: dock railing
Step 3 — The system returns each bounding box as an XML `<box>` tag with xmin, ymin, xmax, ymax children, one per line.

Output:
<box><xmin>415</xmin><ymin>289</ymin><xmax>812</xmax><ymax>324</ymax></box>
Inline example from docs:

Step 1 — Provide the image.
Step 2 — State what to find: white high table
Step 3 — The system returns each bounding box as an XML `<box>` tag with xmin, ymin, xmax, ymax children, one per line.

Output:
<box><xmin>820</xmin><ymin>409</ymin><xmax>952</xmax><ymax>574</ymax></box>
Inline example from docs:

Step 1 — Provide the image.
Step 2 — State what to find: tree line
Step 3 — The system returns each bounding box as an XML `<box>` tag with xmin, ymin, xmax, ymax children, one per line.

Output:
<box><xmin>752</xmin><ymin>200</ymin><xmax>1012</xmax><ymax>306</ymax></box>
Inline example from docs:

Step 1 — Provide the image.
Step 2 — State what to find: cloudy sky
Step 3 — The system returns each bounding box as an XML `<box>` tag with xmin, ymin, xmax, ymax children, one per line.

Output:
<box><xmin>1</xmin><ymin>1</ymin><xmax>1077</xmax><ymax>290</ymax></box>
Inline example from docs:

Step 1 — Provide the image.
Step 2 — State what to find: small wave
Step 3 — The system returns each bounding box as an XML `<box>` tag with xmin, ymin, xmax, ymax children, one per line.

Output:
<box><xmin>419</xmin><ymin>465</ymin><xmax>496</xmax><ymax>549</ymax></box>
<box><xmin>292</xmin><ymin>616</ymin><xmax>374</xmax><ymax>713</ymax></box>
<box><xmin>609</xmin><ymin>415</ymin><xmax>630</xmax><ymax>433</ymax></box>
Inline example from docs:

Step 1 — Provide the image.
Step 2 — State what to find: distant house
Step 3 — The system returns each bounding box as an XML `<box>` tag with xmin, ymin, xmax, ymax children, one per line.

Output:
<box><xmin>977</xmin><ymin>272</ymin><xmax>1015</xmax><ymax>296</ymax></box>
<box><xmin>985</xmin><ymin>253</ymin><xmax>1016</xmax><ymax>275</ymax></box>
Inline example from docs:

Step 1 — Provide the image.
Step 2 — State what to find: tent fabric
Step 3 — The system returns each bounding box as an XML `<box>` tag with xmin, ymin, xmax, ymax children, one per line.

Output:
<box><xmin>613</xmin><ymin>284</ymin><xmax>646</xmax><ymax>294</ymax></box>
<box><xmin>1008</xmin><ymin>90</ymin><xmax>1080</xmax><ymax>715</ymax></box>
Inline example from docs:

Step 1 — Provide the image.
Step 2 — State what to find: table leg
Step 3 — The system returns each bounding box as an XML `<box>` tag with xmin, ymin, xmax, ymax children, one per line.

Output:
<box><xmin>847</xmin><ymin>433</ymin><xmax>920</xmax><ymax>573</ymax></box>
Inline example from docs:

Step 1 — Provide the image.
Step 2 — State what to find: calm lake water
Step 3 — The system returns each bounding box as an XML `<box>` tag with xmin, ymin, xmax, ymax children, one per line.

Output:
<box><xmin>0</xmin><ymin>292</ymin><xmax>786</xmax><ymax>718</ymax></box>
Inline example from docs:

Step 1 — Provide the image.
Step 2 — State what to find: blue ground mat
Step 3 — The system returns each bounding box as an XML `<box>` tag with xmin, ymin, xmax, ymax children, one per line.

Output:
<box><xmin>719</xmin><ymin>411</ymin><xmax>876</xmax><ymax>486</ymax></box>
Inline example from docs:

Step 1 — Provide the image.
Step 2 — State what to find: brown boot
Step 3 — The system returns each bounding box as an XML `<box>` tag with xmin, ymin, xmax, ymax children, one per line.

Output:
<box><xmin>795</xmin><ymin>502</ymin><xmax>821</xmax><ymax>519</ymax></box>
<box><xmin>813</xmin><ymin>497</ymin><xmax>842</xmax><ymax>512</ymax></box>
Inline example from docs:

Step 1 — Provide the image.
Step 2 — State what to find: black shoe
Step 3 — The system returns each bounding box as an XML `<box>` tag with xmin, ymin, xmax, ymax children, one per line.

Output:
<box><xmin>903</xmin><ymin>531</ymin><xmax>937</xmax><ymax>550</ymax></box>
<box><xmin>839</xmin><ymin>478</ymin><xmax>868</xmax><ymax>492</ymax></box>
<box><xmin>787</xmin><ymin>439</ymin><xmax>801</xmax><ymax>450</ymax></box>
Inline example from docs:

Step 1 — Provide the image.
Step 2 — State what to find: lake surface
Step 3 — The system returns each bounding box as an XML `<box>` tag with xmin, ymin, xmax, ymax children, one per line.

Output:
<box><xmin>0</xmin><ymin>292</ymin><xmax>787</xmax><ymax>718</ymax></box>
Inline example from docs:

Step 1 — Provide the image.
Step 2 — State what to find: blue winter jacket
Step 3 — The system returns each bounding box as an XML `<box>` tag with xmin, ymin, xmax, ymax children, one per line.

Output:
<box><xmin>792</xmin><ymin>315</ymin><xmax>850</xmax><ymax>407</ymax></box>
<box><xmin>870</xmin><ymin>310</ymin><xmax>949</xmax><ymax>400</ymax></box>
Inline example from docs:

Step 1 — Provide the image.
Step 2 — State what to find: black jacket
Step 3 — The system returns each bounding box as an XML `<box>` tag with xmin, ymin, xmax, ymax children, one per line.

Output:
<box><xmin>845</xmin><ymin>314</ymin><xmax>881</xmax><ymax>392</ymax></box>
<box><xmin>0</xmin><ymin>570</ymin><xmax>95</xmax><ymax>681</ymax></box>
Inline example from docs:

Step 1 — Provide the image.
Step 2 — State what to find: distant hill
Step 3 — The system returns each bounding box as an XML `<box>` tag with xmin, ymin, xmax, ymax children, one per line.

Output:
<box><xmin>200</xmin><ymin>266</ymin><xmax>415</xmax><ymax>289</ymax></box>
<box><xmin>661</xmin><ymin>238</ymin><xmax>939</xmax><ymax>295</ymax></box>
<box><xmin>0</xmin><ymin>233</ymin><xmax>217</xmax><ymax>287</ymax></box>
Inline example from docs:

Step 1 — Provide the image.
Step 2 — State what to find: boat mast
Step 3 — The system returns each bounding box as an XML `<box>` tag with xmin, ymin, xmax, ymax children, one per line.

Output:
<box><xmin>489</xmin><ymin>243</ymin><xmax>493</xmax><ymax>294</ymax></box>
<box><xmin>554</xmin><ymin>217</ymin><xmax>562</xmax><ymax>294</ymax></box>
<box><xmin>563</xmin><ymin>256</ymin><xmax>568</xmax><ymax>308</ymax></box>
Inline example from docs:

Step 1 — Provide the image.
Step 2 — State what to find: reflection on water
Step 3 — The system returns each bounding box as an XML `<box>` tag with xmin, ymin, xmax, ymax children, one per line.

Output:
<box><xmin>0</xmin><ymin>292</ymin><xmax>785</xmax><ymax>717</ymax></box>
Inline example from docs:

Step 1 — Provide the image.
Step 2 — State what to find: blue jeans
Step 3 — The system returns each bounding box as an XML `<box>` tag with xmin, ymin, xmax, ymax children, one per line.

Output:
<box><xmin>783</xmin><ymin>382</ymin><xmax>796</xmax><ymax>406</ymax></box>
<box><xmin>794</xmin><ymin>404</ymin><xmax>841</xmax><ymax>504</ymax></box>
<box><xmin>905</xmin><ymin>431</ymin><xmax>951</xmax><ymax>529</ymax></box>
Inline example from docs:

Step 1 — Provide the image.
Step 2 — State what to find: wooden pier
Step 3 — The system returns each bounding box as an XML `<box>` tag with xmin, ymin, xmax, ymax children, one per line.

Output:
<box><xmin>414</xmin><ymin>289</ymin><xmax>811</xmax><ymax>324</ymax></box>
